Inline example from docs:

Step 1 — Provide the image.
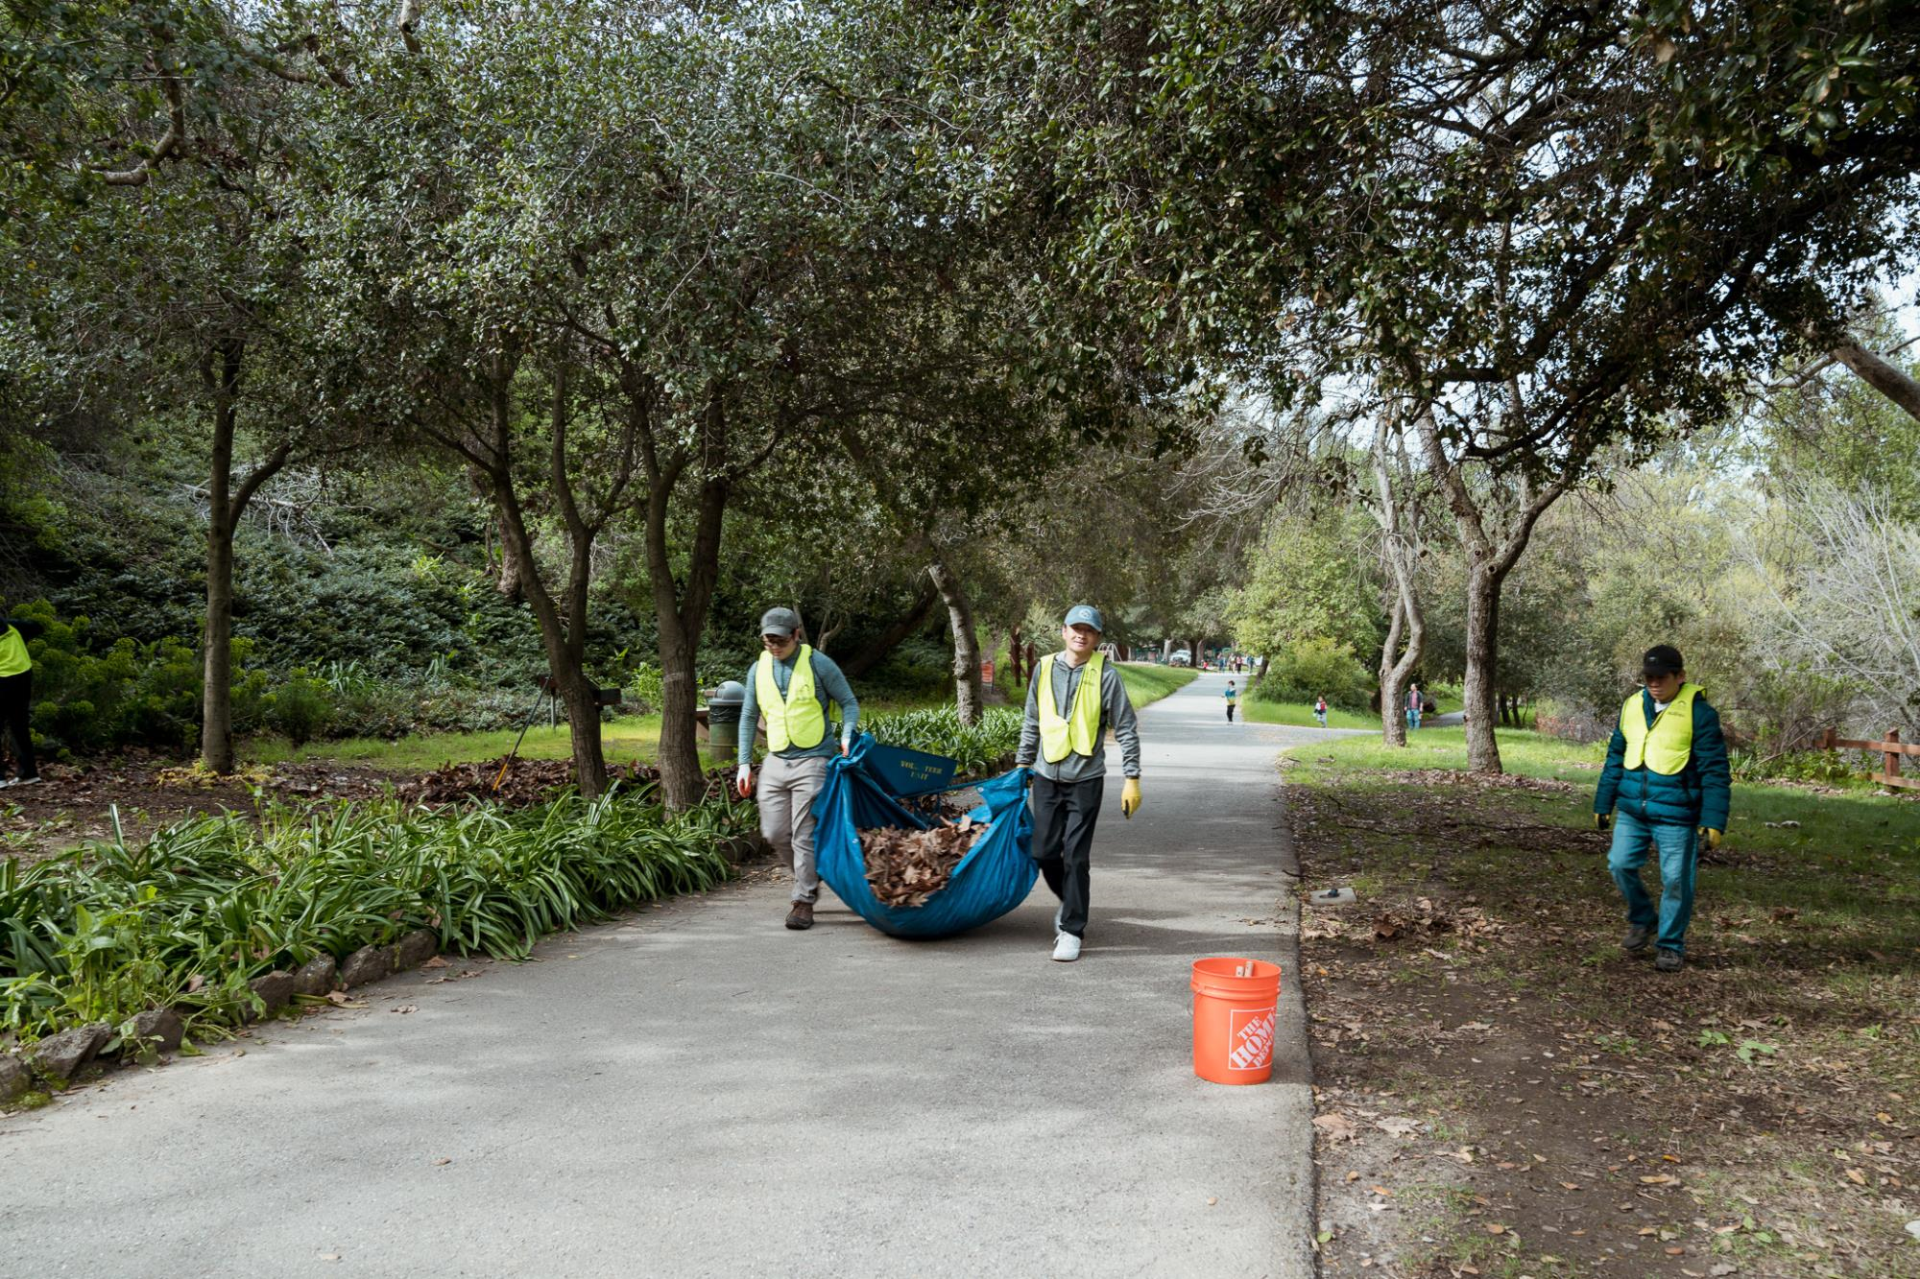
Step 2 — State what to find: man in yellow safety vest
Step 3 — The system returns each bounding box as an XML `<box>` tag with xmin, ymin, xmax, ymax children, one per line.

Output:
<box><xmin>1593</xmin><ymin>644</ymin><xmax>1731</xmax><ymax>973</ymax></box>
<box><xmin>1014</xmin><ymin>604</ymin><xmax>1142</xmax><ymax>962</ymax></box>
<box><xmin>736</xmin><ymin>607</ymin><xmax>860</xmax><ymax>930</ymax></box>
<box><xmin>0</xmin><ymin>610</ymin><xmax>43</xmax><ymax>788</ymax></box>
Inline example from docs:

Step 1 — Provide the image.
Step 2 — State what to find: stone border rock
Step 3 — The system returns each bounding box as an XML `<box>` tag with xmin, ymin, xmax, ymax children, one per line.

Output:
<box><xmin>0</xmin><ymin>928</ymin><xmax>445</xmax><ymax>1107</ymax></box>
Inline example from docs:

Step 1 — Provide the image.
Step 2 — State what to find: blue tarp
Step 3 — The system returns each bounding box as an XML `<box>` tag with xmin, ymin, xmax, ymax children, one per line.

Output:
<box><xmin>812</xmin><ymin>734</ymin><xmax>1037</xmax><ymax>939</ymax></box>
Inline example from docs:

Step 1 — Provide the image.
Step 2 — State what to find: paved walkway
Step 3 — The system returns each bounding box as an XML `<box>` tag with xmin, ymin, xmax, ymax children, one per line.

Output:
<box><xmin>0</xmin><ymin>675</ymin><xmax>1362</xmax><ymax>1278</ymax></box>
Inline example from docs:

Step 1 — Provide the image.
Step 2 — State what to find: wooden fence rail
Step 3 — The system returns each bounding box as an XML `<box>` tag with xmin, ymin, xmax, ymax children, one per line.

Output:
<box><xmin>1820</xmin><ymin>727</ymin><xmax>1920</xmax><ymax>791</ymax></box>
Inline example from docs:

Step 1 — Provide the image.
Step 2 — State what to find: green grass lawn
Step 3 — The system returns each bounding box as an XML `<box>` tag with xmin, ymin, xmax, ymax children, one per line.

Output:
<box><xmin>1241</xmin><ymin>698</ymin><xmax>1379</xmax><ymax>729</ymax></box>
<box><xmin>242</xmin><ymin>666</ymin><xmax>1194</xmax><ymax>776</ymax></box>
<box><xmin>246</xmin><ymin>715</ymin><xmax>666</xmax><ymax>773</ymax></box>
<box><xmin>1117</xmin><ymin>662</ymin><xmax>1199</xmax><ymax>707</ymax></box>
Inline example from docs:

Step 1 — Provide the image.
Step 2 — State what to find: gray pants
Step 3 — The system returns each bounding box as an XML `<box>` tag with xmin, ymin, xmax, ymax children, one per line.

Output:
<box><xmin>758</xmin><ymin>753</ymin><xmax>828</xmax><ymax>904</ymax></box>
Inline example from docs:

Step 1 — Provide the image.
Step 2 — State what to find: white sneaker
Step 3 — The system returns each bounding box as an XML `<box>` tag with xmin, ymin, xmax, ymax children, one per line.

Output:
<box><xmin>1051</xmin><ymin>933</ymin><xmax>1081</xmax><ymax>962</ymax></box>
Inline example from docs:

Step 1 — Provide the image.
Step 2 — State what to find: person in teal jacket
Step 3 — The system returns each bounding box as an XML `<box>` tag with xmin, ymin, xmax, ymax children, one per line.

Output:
<box><xmin>1593</xmin><ymin>644</ymin><xmax>1731</xmax><ymax>972</ymax></box>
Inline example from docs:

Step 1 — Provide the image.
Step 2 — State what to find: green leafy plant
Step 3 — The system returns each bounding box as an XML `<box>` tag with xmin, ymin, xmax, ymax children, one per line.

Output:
<box><xmin>863</xmin><ymin>706</ymin><xmax>1023</xmax><ymax>775</ymax></box>
<box><xmin>0</xmin><ymin>788</ymin><xmax>747</xmax><ymax>1044</ymax></box>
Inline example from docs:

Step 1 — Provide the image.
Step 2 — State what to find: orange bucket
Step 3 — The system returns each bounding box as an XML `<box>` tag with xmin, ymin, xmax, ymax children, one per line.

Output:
<box><xmin>1190</xmin><ymin>957</ymin><xmax>1281</xmax><ymax>1085</ymax></box>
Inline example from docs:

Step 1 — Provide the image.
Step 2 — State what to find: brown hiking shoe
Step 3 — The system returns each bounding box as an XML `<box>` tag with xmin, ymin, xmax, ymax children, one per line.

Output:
<box><xmin>785</xmin><ymin>901</ymin><xmax>815</xmax><ymax>930</ymax></box>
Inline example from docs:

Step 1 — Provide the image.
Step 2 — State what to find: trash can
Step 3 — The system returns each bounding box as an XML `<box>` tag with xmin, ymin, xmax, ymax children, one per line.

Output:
<box><xmin>706</xmin><ymin>680</ymin><xmax>746</xmax><ymax>765</ymax></box>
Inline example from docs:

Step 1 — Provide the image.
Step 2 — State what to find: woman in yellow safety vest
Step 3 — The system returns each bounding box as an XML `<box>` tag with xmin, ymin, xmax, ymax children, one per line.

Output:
<box><xmin>1013</xmin><ymin>604</ymin><xmax>1143</xmax><ymax>963</ymax></box>
<box><xmin>1592</xmin><ymin>644</ymin><xmax>1731</xmax><ymax>973</ymax></box>
<box><xmin>0</xmin><ymin>610</ymin><xmax>43</xmax><ymax>788</ymax></box>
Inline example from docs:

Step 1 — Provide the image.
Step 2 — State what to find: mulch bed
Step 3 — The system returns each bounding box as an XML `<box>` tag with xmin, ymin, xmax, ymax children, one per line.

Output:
<box><xmin>1289</xmin><ymin>779</ymin><xmax>1920</xmax><ymax>1279</ymax></box>
<box><xmin>1</xmin><ymin>753</ymin><xmax>731</xmax><ymax>866</ymax></box>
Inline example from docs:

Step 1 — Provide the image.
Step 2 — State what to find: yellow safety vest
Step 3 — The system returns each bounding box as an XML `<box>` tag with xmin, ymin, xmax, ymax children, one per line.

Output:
<box><xmin>0</xmin><ymin>626</ymin><xmax>28</xmax><ymax>679</ymax></box>
<box><xmin>1620</xmin><ymin>683</ymin><xmax>1700</xmax><ymax>775</ymax></box>
<box><xmin>756</xmin><ymin>645</ymin><xmax>826</xmax><ymax>753</ymax></box>
<box><xmin>1038</xmin><ymin>652</ymin><xmax>1104</xmax><ymax>764</ymax></box>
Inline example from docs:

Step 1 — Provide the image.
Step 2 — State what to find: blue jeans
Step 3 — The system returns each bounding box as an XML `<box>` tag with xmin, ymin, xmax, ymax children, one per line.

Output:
<box><xmin>1607</xmin><ymin>810</ymin><xmax>1699</xmax><ymax>953</ymax></box>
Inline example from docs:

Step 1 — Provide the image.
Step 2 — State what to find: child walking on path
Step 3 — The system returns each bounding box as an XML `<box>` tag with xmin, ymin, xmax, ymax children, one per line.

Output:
<box><xmin>1224</xmin><ymin>680</ymin><xmax>1237</xmax><ymax>722</ymax></box>
<box><xmin>1314</xmin><ymin>695</ymin><xmax>1328</xmax><ymax>728</ymax></box>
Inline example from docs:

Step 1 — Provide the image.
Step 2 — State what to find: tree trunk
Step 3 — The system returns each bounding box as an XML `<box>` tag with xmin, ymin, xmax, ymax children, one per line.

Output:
<box><xmin>1378</xmin><ymin>595</ymin><xmax>1408</xmax><ymax>747</ymax></box>
<box><xmin>644</xmin><ymin>392</ymin><xmax>732</xmax><ymax>812</ymax></box>
<box><xmin>201</xmin><ymin>461</ymin><xmax>236</xmax><ymax>774</ymax></box>
<box><xmin>1461</xmin><ymin>558</ymin><xmax>1502</xmax><ymax>773</ymax></box>
<box><xmin>1832</xmin><ymin>341</ymin><xmax>1920</xmax><ymax>425</ymax></box>
<box><xmin>1370</xmin><ymin>423</ymin><xmax>1424</xmax><ymax>748</ymax></box>
<box><xmin>1007</xmin><ymin>626</ymin><xmax>1023</xmax><ymax>684</ymax></box>
<box><xmin>841</xmin><ymin>578</ymin><xmax>940</xmax><ymax>679</ymax></box>
<box><xmin>199</xmin><ymin>340</ymin><xmax>242</xmax><ymax>774</ymax></box>
<box><xmin>654</xmin><ymin>611</ymin><xmax>705</xmax><ymax>806</ymax></box>
<box><xmin>927</xmin><ymin>557</ymin><xmax>983</xmax><ymax>725</ymax></box>
<box><xmin>494</xmin><ymin>515</ymin><xmax>525</xmax><ymax>601</ymax></box>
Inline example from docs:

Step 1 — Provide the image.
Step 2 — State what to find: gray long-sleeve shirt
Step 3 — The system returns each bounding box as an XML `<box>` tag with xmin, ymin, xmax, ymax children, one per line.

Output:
<box><xmin>1014</xmin><ymin>655</ymin><xmax>1142</xmax><ymax>783</ymax></box>
<box><xmin>738</xmin><ymin>648</ymin><xmax>859</xmax><ymax>766</ymax></box>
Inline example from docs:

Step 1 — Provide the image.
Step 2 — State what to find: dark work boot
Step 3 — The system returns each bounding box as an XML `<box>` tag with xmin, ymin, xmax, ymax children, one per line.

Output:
<box><xmin>1654</xmin><ymin>948</ymin><xmax>1684</xmax><ymax>973</ymax></box>
<box><xmin>1621</xmin><ymin>924</ymin><xmax>1653</xmax><ymax>955</ymax></box>
<box><xmin>785</xmin><ymin>901</ymin><xmax>815</xmax><ymax>931</ymax></box>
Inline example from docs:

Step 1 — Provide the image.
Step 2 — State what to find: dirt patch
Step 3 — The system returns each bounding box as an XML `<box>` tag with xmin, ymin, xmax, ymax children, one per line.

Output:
<box><xmin>1</xmin><ymin>753</ymin><xmax>722</xmax><ymax>865</ymax></box>
<box><xmin>0</xmin><ymin>757</ymin><xmax>390</xmax><ymax>864</ymax></box>
<box><xmin>1291</xmin><ymin>778</ymin><xmax>1920</xmax><ymax>1278</ymax></box>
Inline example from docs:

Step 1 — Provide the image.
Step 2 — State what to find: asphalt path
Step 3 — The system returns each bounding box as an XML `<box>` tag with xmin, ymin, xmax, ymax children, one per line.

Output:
<box><xmin>0</xmin><ymin>673</ymin><xmax>1363</xmax><ymax>1278</ymax></box>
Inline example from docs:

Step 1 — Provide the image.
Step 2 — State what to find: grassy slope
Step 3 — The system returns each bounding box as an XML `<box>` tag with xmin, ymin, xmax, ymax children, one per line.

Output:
<box><xmin>247</xmin><ymin>716</ymin><xmax>668</xmax><ymax>772</ymax></box>
<box><xmin>1117</xmin><ymin>662</ymin><xmax>1199</xmax><ymax>707</ymax></box>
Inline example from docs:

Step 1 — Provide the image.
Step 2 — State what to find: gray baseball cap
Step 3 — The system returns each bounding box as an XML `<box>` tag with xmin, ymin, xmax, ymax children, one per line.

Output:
<box><xmin>759</xmin><ymin>607</ymin><xmax>802</xmax><ymax>638</ymax></box>
<box><xmin>1063</xmin><ymin>604</ymin><xmax>1105</xmax><ymax>632</ymax></box>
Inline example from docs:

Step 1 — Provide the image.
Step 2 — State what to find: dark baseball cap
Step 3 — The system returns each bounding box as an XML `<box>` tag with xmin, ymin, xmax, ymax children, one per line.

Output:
<box><xmin>1641</xmin><ymin>644</ymin><xmax>1684</xmax><ymax>677</ymax></box>
<box><xmin>759</xmin><ymin>607</ymin><xmax>801</xmax><ymax>638</ymax></box>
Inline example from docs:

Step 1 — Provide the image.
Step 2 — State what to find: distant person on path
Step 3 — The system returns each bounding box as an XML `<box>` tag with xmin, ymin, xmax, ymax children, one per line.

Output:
<box><xmin>1015</xmin><ymin>604</ymin><xmax>1143</xmax><ymax>963</ymax></box>
<box><xmin>736</xmin><ymin>607</ymin><xmax>860</xmax><ymax>931</ymax></box>
<box><xmin>1593</xmin><ymin>644</ymin><xmax>1731</xmax><ymax>974</ymax></box>
<box><xmin>1406</xmin><ymin>684</ymin><xmax>1422</xmax><ymax>730</ymax></box>
<box><xmin>0</xmin><ymin>610</ymin><xmax>42</xmax><ymax>788</ymax></box>
<box><xmin>1314</xmin><ymin>695</ymin><xmax>1328</xmax><ymax>728</ymax></box>
<box><xmin>1224</xmin><ymin>680</ymin><xmax>1238</xmax><ymax>722</ymax></box>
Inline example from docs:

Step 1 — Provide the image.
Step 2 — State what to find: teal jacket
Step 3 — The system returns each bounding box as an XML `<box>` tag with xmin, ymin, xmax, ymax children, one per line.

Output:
<box><xmin>1594</xmin><ymin>689</ymin><xmax>1731</xmax><ymax>831</ymax></box>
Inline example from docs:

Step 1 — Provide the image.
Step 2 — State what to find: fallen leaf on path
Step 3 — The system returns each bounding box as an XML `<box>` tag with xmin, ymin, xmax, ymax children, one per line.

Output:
<box><xmin>421</xmin><ymin>956</ymin><xmax>450</xmax><ymax>969</ymax></box>
<box><xmin>390</xmin><ymin>1005</ymin><xmax>418</xmax><ymax>1014</ymax></box>
<box><xmin>1312</xmin><ymin>1113</ymin><xmax>1358</xmax><ymax>1142</ymax></box>
<box><xmin>1375</xmin><ymin>1116</ymin><xmax>1421</xmax><ymax>1137</ymax></box>
<box><xmin>433</xmin><ymin>1157</ymin><xmax>452</xmax><ymax>1166</ymax></box>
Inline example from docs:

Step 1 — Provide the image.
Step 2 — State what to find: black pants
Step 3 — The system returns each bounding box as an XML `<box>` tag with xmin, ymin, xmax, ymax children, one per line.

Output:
<box><xmin>1030</xmin><ymin>774</ymin><xmax>1103</xmax><ymax>939</ymax></box>
<box><xmin>0</xmin><ymin>671</ymin><xmax>35</xmax><ymax>780</ymax></box>
<box><xmin>1226</xmin><ymin>702</ymin><xmax>1236</xmax><ymax>721</ymax></box>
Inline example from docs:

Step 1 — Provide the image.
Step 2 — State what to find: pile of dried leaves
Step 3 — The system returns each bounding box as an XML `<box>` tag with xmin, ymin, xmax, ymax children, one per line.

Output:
<box><xmin>861</xmin><ymin>816</ymin><xmax>984</xmax><ymax>908</ymax></box>
<box><xmin>396</xmin><ymin>757</ymin><xmax>664</xmax><ymax>807</ymax></box>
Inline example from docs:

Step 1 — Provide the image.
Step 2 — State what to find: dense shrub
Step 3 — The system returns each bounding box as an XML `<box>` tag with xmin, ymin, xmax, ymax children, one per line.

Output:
<box><xmin>1249</xmin><ymin>637</ymin><xmax>1371</xmax><ymax>710</ymax></box>
<box><xmin>20</xmin><ymin>602</ymin><xmax>273</xmax><ymax>757</ymax></box>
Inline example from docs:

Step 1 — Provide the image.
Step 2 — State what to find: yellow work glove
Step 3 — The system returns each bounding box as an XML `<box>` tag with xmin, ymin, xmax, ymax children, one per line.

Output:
<box><xmin>1699</xmin><ymin>826</ymin><xmax>1722</xmax><ymax>851</ymax></box>
<box><xmin>1121</xmin><ymin>777</ymin><xmax>1141</xmax><ymax>819</ymax></box>
<box><xmin>1594</xmin><ymin>813</ymin><xmax>1611</xmax><ymax>832</ymax></box>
